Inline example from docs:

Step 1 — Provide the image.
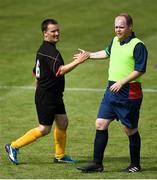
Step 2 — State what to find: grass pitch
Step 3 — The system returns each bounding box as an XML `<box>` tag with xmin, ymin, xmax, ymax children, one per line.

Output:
<box><xmin>0</xmin><ymin>0</ymin><xmax>157</xmax><ymax>179</ymax></box>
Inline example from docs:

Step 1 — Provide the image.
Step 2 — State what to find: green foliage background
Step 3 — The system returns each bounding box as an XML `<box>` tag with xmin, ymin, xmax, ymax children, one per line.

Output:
<box><xmin>0</xmin><ymin>0</ymin><xmax>157</xmax><ymax>179</ymax></box>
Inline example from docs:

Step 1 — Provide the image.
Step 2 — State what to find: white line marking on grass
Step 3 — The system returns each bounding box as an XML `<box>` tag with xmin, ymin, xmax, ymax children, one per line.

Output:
<box><xmin>0</xmin><ymin>85</ymin><xmax>35</xmax><ymax>90</ymax></box>
<box><xmin>0</xmin><ymin>85</ymin><xmax>157</xmax><ymax>93</ymax></box>
<box><xmin>67</xmin><ymin>88</ymin><xmax>157</xmax><ymax>93</ymax></box>
<box><xmin>66</xmin><ymin>87</ymin><xmax>104</xmax><ymax>92</ymax></box>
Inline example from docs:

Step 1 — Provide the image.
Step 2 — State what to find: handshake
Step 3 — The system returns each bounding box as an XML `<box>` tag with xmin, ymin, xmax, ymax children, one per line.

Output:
<box><xmin>73</xmin><ymin>48</ymin><xmax>90</xmax><ymax>64</ymax></box>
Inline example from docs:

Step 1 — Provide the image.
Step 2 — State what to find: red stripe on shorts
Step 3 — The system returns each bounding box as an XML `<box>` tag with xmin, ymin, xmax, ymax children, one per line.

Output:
<box><xmin>129</xmin><ymin>82</ymin><xmax>143</xmax><ymax>99</ymax></box>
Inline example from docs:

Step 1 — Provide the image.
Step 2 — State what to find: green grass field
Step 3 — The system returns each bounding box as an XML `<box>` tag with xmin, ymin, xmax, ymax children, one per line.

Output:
<box><xmin>0</xmin><ymin>0</ymin><xmax>157</xmax><ymax>179</ymax></box>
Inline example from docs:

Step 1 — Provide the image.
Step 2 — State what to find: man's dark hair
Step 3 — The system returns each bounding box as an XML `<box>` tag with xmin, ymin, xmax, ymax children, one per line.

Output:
<box><xmin>117</xmin><ymin>13</ymin><xmax>133</xmax><ymax>27</ymax></box>
<box><xmin>41</xmin><ymin>19</ymin><xmax>58</xmax><ymax>32</ymax></box>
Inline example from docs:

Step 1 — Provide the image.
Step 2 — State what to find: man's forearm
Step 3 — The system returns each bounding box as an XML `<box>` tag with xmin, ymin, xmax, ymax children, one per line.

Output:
<box><xmin>121</xmin><ymin>71</ymin><xmax>144</xmax><ymax>85</ymax></box>
<box><xmin>90</xmin><ymin>50</ymin><xmax>108</xmax><ymax>59</ymax></box>
<box><xmin>58</xmin><ymin>60</ymin><xmax>80</xmax><ymax>76</ymax></box>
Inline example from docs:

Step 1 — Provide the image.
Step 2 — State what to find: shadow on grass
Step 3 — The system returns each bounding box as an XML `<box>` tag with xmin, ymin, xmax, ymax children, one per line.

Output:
<box><xmin>141</xmin><ymin>156</ymin><xmax>157</xmax><ymax>172</ymax></box>
<box><xmin>9</xmin><ymin>155</ymin><xmax>156</xmax><ymax>173</ymax></box>
<box><xmin>76</xmin><ymin>156</ymin><xmax>130</xmax><ymax>163</ymax></box>
<box><xmin>76</xmin><ymin>155</ymin><xmax>157</xmax><ymax>172</ymax></box>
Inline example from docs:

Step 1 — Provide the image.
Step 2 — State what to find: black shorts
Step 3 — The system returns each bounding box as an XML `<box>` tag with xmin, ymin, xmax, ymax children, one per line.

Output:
<box><xmin>35</xmin><ymin>87</ymin><xmax>66</xmax><ymax>126</ymax></box>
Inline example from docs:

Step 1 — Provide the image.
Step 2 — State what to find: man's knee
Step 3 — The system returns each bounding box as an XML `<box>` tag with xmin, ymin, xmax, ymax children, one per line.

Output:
<box><xmin>38</xmin><ymin>125</ymin><xmax>52</xmax><ymax>135</ymax></box>
<box><xmin>123</xmin><ymin>126</ymin><xmax>138</xmax><ymax>136</ymax></box>
<box><xmin>55</xmin><ymin>114</ymin><xmax>68</xmax><ymax>130</ymax></box>
<box><xmin>96</xmin><ymin>118</ymin><xmax>111</xmax><ymax>130</ymax></box>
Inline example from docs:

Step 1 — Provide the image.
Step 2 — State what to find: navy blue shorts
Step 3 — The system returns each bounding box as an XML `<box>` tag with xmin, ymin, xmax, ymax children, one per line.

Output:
<box><xmin>97</xmin><ymin>81</ymin><xmax>143</xmax><ymax>128</ymax></box>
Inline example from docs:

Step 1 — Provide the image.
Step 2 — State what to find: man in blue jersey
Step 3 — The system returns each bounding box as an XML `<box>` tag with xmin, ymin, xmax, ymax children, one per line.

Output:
<box><xmin>76</xmin><ymin>13</ymin><xmax>148</xmax><ymax>173</ymax></box>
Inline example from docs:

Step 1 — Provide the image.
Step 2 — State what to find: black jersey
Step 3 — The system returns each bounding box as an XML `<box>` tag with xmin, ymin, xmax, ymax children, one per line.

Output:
<box><xmin>33</xmin><ymin>41</ymin><xmax>65</xmax><ymax>92</ymax></box>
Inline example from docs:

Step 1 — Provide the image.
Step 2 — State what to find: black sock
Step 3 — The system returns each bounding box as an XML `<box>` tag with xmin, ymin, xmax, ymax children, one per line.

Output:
<box><xmin>93</xmin><ymin>129</ymin><xmax>108</xmax><ymax>164</ymax></box>
<box><xmin>129</xmin><ymin>131</ymin><xmax>141</xmax><ymax>166</ymax></box>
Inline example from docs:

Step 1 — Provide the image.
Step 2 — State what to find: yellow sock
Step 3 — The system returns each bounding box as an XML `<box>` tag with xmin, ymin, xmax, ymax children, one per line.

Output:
<box><xmin>11</xmin><ymin>128</ymin><xmax>43</xmax><ymax>149</ymax></box>
<box><xmin>54</xmin><ymin>127</ymin><xmax>66</xmax><ymax>159</ymax></box>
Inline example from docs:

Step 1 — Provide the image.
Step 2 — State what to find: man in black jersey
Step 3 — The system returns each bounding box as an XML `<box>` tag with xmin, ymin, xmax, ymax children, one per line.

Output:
<box><xmin>5</xmin><ymin>19</ymin><xmax>89</xmax><ymax>165</ymax></box>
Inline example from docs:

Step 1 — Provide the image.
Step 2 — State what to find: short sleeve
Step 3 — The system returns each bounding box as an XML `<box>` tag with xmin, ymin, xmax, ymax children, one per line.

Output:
<box><xmin>133</xmin><ymin>42</ymin><xmax>148</xmax><ymax>72</ymax></box>
<box><xmin>105</xmin><ymin>39</ymin><xmax>113</xmax><ymax>56</ymax></box>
